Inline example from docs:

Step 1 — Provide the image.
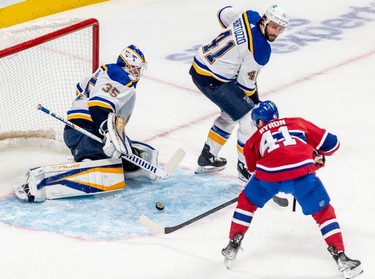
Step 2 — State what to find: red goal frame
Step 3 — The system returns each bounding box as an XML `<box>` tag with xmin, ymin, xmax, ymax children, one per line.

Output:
<box><xmin>0</xmin><ymin>18</ymin><xmax>99</xmax><ymax>72</ymax></box>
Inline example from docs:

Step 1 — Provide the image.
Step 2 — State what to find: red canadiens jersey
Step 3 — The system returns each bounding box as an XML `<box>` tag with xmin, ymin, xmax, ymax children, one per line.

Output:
<box><xmin>244</xmin><ymin>117</ymin><xmax>340</xmax><ymax>182</ymax></box>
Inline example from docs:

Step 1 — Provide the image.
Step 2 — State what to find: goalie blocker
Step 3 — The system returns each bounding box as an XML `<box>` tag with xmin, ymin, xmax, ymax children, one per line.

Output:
<box><xmin>13</xmin><ymin>141</ymin><xmax>158</xmax><ymax>202</ymax></box>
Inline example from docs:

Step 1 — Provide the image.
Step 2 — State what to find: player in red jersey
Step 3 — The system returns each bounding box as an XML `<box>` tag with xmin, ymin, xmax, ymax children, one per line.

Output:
<box><xmin>221</xmin><ymin>100</ymin><xmax>363</xmax><ymax>279</ymax></box>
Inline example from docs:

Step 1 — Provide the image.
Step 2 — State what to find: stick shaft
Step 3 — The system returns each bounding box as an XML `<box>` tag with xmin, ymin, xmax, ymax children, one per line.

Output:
<box><xmin>140</xmin><ymin>197</ymin><xmax>238</xmax><ymax>234</ymax></box>
<box><xmin>37</xmin><ymin>104</ymin><xmax>103</xmax><ymax>143</ymax></box>
<box><xmin>165</xmin><ymin>197</ymin><xmax>238</xmax><ymax>233</ymax></box>
<box><xmin>37</xmin><ymin>104</ymin><xmax>169</xmax><ymax>178</ymax></box>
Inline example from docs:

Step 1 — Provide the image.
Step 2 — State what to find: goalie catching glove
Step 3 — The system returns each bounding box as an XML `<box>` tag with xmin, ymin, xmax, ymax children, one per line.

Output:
<box><xmin>101</xmin><ymin>113</ymin><xmax>133</xmax><ymax>158</ymax></box>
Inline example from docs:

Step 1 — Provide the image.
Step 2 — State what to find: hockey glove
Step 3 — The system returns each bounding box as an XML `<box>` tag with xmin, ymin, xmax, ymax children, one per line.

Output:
<box><xmin>313</xmin><ymin>150</ymin><xmax>326</xmax><ymax>170</ymax></box>
<box><xmin>103</xmin><ymin>132</ymin><xmax>123</xmax><ymax>158</ymax></box>
<box><xmin>101</xmin><ymin>113</ymin><xmax>133</xmax><ymax>158</ymax></box>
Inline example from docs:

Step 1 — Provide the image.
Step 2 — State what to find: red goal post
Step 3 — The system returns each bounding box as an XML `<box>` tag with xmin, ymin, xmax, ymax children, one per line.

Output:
<box><xmin>0</xmin><ymin>18</ymin><xmax>99</xmax><ymax>147</ymax></box>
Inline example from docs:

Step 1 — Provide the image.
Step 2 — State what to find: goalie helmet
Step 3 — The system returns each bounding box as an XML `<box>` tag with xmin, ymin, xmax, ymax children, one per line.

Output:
<box><xmin>263</xmin><ymin>4</ymin><xmax>289</xmax><ymax>28</ymax></box>
<box><xmin>117</xmin><ymin>44</ymin><xmax>147</xmax><ymax>80</ymax></box>
<box><xmin>251</xmin><ymin>100</ymin><xmax>279</xmax><ymax>126</ymax></box>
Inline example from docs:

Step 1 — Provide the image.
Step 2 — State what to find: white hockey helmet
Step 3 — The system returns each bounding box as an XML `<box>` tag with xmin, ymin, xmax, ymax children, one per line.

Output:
<box><xmin>263</xmin><ymin>4</ymin><xmax>288</xmax><ymax>28</ymax></box>
<box><xmin>117</xmin><ymin>44</ymin><xmax>147</xmax><ymax>79</ymax></box>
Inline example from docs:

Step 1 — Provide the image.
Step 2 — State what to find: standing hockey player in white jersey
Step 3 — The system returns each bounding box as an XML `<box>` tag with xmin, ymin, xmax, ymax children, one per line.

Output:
<box><xmin>190</xmin><ymin>5</ymin><xmax>288</xmax><ymax>182</ymax></box>
<box><xmin>14</xmin><ymin>45</ymin><xmax>159</xmax><ymax>202</ymax></box>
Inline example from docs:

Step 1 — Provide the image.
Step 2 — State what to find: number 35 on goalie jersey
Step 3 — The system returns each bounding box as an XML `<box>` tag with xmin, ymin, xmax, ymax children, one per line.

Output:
<box><xmin>244</xmin><ymin>117</ymin><xmax>340</xmax><ymax>182</ymax></box>
<box><xmin>67</xmin><ymin>63</ymin><xmax>138</xmax><ymax>130</ymax></box>
<box><xmin>192</xmin><ymin>9</ymin><xmax>271</xmax><ymax>97</ymax></box>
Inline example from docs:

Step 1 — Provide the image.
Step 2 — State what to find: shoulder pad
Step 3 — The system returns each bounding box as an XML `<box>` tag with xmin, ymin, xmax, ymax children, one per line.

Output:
<box><xmin>103</xmin><ymin>64</ymin><xmax>133</xmax><ymax>86</ymax></box>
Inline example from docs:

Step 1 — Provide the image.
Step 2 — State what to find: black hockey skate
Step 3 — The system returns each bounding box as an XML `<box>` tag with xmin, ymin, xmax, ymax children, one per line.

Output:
<box><xmin>221</xmin><ymin>233</ymin><xmax>243</xmax><ymax>269</ymax></box>
<box><xmin>328</xmin><ymin>246</ymin><xmax>363</xmax><ymax>279</ymax></box>
<box><xmin>195</xmin><ymin>144</ymin><xmax>227</xmax><ymax>174</ymax></box>
<box><xmin>237</xmin><ymin>160</ymin><xmax>251</xmax><ymax>182</ymax></box>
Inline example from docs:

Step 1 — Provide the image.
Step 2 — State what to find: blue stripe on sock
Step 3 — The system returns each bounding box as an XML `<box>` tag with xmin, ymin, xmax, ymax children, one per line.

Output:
<box><xmin>321</xmin><ymin>222</ymin><xmax>340</xmax><ymax>236</ymax></box>
<box><xmin>233</xmin><ymin>211</ymin><xmax>253</xmax><ymax>224</ymax></box>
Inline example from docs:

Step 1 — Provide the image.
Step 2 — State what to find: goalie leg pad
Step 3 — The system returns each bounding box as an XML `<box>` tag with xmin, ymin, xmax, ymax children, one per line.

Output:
<box><xmin>14</xmin><ymin>158</ymin><xmax>125</xmax><ymax>202</ymax></box>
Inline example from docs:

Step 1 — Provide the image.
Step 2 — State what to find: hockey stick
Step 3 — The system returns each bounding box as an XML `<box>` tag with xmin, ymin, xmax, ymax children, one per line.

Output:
<box><xmin>140</xmin><ymin>197</ymin><xmax>238</xmax><ymax>234</ymax></box>
<box><xmin>37</xmin><ymin>104</ymin><xmax>185</xmax><ymax>179</ymax></box>
<box><xmin>292</xmin><ymin>197</ymin><xmax>297</xmax><ymax>212</ymax></box>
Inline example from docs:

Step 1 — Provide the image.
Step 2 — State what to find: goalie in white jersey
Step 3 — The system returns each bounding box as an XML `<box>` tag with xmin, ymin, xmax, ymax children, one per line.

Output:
<box><xmin>190</xmin><ymin>5</ymin><xmax>288</xmax><ymax>181</ymax></box>
<box><xmin>14</xmin><ymin>45</ymin><xmax>159</xmax><ymax>202</ymax></box>
<box><xmin>64</xmin><ymin>44</ymin><xmax>148</xmax><ymax>164</ymax></box>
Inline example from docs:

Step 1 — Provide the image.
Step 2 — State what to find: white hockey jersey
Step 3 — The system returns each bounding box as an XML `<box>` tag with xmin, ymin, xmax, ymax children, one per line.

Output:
<box><xmin>192</xmin><ymin>7</ymin><xmax>271</xmax><ymax>97</ymax></box>
<box><xmin>66</xmin><ymin>64</ymin><xmax>137</xmax><ymax>134</ymax></box>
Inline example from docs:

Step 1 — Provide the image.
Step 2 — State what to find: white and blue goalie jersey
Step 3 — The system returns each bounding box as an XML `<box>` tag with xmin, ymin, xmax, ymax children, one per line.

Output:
<box><xmin>66</xmin><ymin>64</ymin><xmax>137</xmax><ymax>136</ymax></box>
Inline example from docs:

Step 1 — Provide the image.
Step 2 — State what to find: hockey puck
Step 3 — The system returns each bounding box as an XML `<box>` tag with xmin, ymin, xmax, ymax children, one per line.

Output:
<box><xmin>155</xmin><ymin>202</ymin><xmax>165</xmax><ymax>210</ymax></box>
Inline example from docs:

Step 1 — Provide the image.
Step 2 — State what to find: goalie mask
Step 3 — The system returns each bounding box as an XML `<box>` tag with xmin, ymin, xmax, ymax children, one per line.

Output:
<box><xmin>117</xmin><ymin>44</ymin><xmax>147</xmax><ymax>80</ymax></box>
<box><xmin>251</xmin><ymin>100</ymin><xmax>279</xmax><ymax>127</ymax></box>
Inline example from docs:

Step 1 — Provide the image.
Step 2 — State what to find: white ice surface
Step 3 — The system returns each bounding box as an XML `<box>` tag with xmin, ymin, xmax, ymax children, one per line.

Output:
<box><xmin>0</xmin><ymin>0</ymin><xmax>374</xmax><ymax>278</ymax></box>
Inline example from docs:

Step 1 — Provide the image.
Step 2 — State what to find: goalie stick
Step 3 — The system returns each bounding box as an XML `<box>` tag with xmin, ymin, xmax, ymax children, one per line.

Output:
<box><xmin>37</xmin><ymin>104</ymin><xmax>185</xmax><ymax>179</ymax></box>
<box><xmin>140</xmin><ymin>197</ymin><xmax>238</xmax><ymax>234</ymax></box>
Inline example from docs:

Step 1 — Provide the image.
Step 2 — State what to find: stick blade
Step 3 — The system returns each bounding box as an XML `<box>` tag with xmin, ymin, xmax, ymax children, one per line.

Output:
<box><xmin>139</xmin><ymin>214</ymin><xmax>165</xmax><ymax>234</ymax></box>
<box><xmin>224</xmin><ymin>258</ymin><xmax>232</xmax><ymax>269</ymax></box>
<box><xmin>163</xmin><ymin>148</ymin><xmax>185</xmax><ymax>176</ymax></box>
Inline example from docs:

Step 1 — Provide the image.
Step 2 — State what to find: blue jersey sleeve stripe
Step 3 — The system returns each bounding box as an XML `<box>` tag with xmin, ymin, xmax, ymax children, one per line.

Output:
<box><xmin>67</xmin><ymin>109</ymin><xmax>90</xmax><ymax>115</ymax></box>
<box><xmin>318</xmin><ymin>133</ymin><xmax>340</xmax><ymax>153</ymax></box>
<box><xmin>76</xmin><ymin>83</ymin><xmax>83</xmax><ymax>93</ymax></box>
<box><xmin>88</xmin><ymin>96</ymin><xmax>116</xmax><ymax>112</ymax></box>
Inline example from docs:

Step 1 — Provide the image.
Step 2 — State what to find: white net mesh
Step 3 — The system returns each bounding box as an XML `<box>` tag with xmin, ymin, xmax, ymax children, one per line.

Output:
<box><xmin>0</xmin><ymin>18</ymin><xmax>98</xmax><ymax>146</ymax></box>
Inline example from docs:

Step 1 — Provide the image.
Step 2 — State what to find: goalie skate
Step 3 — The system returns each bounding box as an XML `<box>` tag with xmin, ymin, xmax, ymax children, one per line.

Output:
<box><xmin>13</xmin><ymin>184</ymin><xmax>35</xmax><ymax>202</ymax></box>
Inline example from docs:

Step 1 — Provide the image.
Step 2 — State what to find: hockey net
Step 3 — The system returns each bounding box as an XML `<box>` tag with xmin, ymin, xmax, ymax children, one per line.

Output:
<box><xmin>0</xmin><ymin>18</ymin><xmax>99</xmax><ymax>150</ymax></box>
